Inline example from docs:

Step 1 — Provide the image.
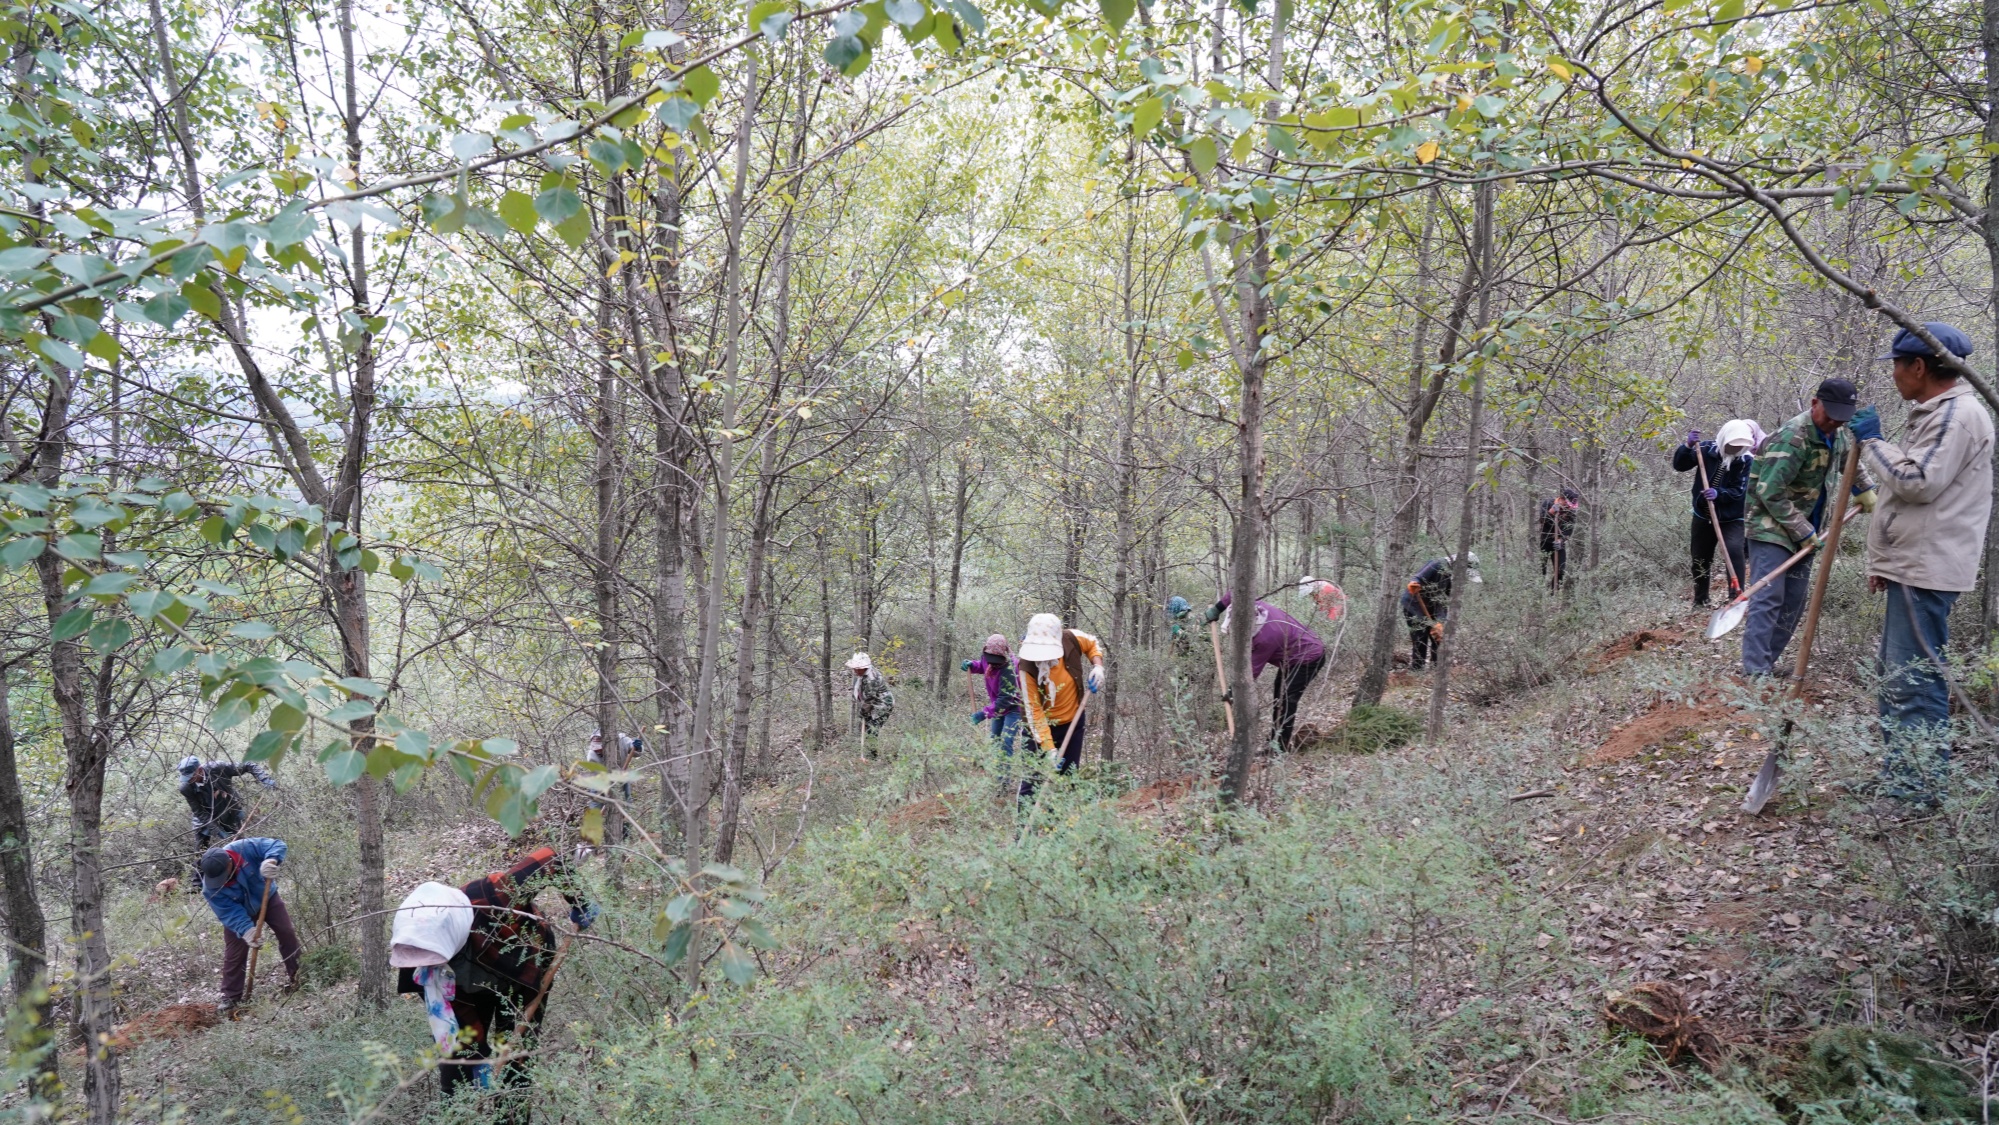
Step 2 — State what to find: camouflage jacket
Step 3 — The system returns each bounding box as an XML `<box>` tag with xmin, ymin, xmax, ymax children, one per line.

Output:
<box><xmin>854</xmin><ymin>669</ymin><xmax>894</xmax><ymax>725</ymax></box>
<box><xmin>1746</xmin><ymin>411</ymin><xmax>1872</xmax><ymax>549</ymax></box>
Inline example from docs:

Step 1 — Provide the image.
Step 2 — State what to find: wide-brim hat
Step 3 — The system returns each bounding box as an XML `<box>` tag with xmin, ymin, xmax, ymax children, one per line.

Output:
<box><xmin>388</xmin><ymin>882</ymin><xmax>474</xmax><ymax>968</ymax></box>
<box><xmin>1018</xmin><ymin>613</ymin><xmax>1064</xmax><ymax>661</ymax></box>
<box><xmin>844</xmin><ymin>652</ymin><xmax>871</xmax><ymax>671</ymax></box>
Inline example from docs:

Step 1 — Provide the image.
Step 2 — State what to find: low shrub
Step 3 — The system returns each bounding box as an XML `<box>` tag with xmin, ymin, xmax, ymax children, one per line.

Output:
<box><xmin>1324</xmin><ymin>703</ymin><xmax>1421</xmax><ymax>754</ymax></box>
<box><xmin>1788</xmin><ymin>1026</ymin><xmax>1977</xmax><ymax>1122</ymax></box>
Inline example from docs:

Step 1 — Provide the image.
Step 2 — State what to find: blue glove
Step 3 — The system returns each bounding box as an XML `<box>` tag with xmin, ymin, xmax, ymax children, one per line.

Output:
<box><xmin>971</xmin><ymin>711</ymin><xmax>985</xmax><ymax>725</ymax></box>
<box><xmin>960</xmin><ymin>659</ymin><xmax>974</xmax><ymax>672</ymax></box>
<box><xmin>1702</xmin><ymin>487</ymin><xmax>1718</xmax><ymax>501</ymax></box>
<box><xmin>1849</xmin><ymin>405</ymin><xmax>1882</xmax><ymax>443</ymax></box>
<box><xmin>1203</xmin><ymin>602</ymin><xmax>1223</xmax><ymax>624</ymax></box>
<box><xmin>570</xmin><ymin>902</ymin><xmax>599</xmax><ymax>931</ymax></box>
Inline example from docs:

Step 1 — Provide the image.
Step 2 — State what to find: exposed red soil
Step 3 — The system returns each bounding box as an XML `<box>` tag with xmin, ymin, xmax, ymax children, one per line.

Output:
<box><xmin>1588</xmin><ymin>699</ymin><xmax>1744</xmax><ymax>765</ymax></box>
<box><xmin>1593</xmin><ymin>628</ymin><xmax>1686</xmax><ymax>670</ymax></box>
<box><xmin>1119</xmin><ymin>773</ymin><xmax>1199</xmax><ymax>814</ymax></box>
<box><xmin>109</xmin><ymin>1003</ymin><xmax>219</xmax><ymax>1048</ymax></box>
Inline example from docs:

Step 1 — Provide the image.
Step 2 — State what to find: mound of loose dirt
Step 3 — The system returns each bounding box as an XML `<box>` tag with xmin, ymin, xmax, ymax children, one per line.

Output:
<box><xmin>887</xmin><ymin>793</ymin><xmax>962</xmax><ymax>829</ymax></box>
<box><xmin>1594</xmin><ymin>628</ymin><xmax>1685</xmax><ymax>670</ymax></box>
<box><xmin>1119</xmin><ymin>774</ymin><xmax>1199</xmax><ymax>814</ymax></box>
<box><xmin>110</xmin><ymin>1003</ymin><xmax>219</xmax><ymax>1048</ymax></box>
<box><xmin>1588</xmin><ymin>699</ymin><xmax>1741</xmax><ymax>765</ymax></box>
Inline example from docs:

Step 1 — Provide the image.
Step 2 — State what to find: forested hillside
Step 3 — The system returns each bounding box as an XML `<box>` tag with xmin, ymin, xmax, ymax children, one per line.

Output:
<box><xmin>0</xmin><ymin>0</ymin><xmax>1994</xmax><ymax>1117</ymax></box>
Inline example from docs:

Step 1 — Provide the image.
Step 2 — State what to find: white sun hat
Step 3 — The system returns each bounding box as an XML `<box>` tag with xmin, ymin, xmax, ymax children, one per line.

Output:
<box><xmin>388</xmin><ymin>881</ymin><xmax>474</xmax><ymax>968</ymax></box>
<box><xmin>1018</xmin><ymin>613</ymin><xmax>1065</xmax><ymax>662</ymax></box>
<box><xmin>844</xmin><ymin>652</ymin><xmax>872</xmax><ymax>671</ymax></box>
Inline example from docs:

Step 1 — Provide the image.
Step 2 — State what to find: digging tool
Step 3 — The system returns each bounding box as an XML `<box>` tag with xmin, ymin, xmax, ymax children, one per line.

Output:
<box><xmin>234</xmin><ymin>875</ymin><xmax>274</xmax><ymax>1020</ymax></box>
<box><xmin>967</xmin><ymin>671</ymin><xmax>982</xmax><ymax>709</ymax></box>
<box><xmin>1704</xmin><ymin>502</ymin><xmax>1864</xmax><ymax>640</ymax></box>
<box><xmin>1743</xmin><ymin>438</ymin><xmax>1862</xmax><ymax>815</ymax></box>
<box><xmin>1054</xmin><ymin>681</ymin><xmax>1091</xmax><ymax>766</ymax></box>
<box><xmin>1693</xmin><ymin>444</ymin><xmax>1741</xmax><ymax>595</ymax></box>
<box><xmin>1208</xmin><ymin>621</ymin><xmax>1236</xmax><ymax>737</ymax></box>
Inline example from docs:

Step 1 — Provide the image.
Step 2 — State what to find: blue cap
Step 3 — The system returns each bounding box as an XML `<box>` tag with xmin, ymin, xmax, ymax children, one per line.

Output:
<box><xmin>1880</xmin><ymin>322</ymin><xmax>1974</xmax><ymax>361</ymax></box>
<box><xmin>1166</xmin><ymin>596</ymin><xmax>1190</xmax><ymax>618</ymax></box>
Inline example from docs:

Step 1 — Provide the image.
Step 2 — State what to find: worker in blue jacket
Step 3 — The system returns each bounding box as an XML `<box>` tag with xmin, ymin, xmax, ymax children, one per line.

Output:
<box><xmin>198</xmin><ymin>836</ymin><xmax>301</xmax><ymax>1013</ymax></box>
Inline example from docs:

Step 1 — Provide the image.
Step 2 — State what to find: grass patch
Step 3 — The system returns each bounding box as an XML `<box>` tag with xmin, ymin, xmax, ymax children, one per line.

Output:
<box><xmin>1323</xmin><ymin>703</ymin><xmax>1422</xmax><ymax>755</ymax></box>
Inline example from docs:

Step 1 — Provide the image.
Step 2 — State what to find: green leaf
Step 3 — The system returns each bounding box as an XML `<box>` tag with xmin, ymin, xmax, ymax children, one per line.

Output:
<box><xmin>388</xmin><ymin>556</ymin><xmax>414</xmax><ymax>581</ymax></box>
<box><xmin>0</xmin><ymin>536</ymin><xmax>43</xmax><ymax>568</ymax></box>
<box><xmin>482</xmin><ymin>737</ymin><xmax>519</xmax><ymax>756</ymax></box>
<box><xmin>750</xmin><ymin>0</ymin><xmax>793</xmax><ymax>39</ymax></box>
<box><xmin>145</xmin><ymin>646</ymin><xmax>195</xmax><ymax>678</ymax></box>
<box><xmin>358</xmin><ymin>549</ymin><xmax>381</xmax><ymax>574</ymax></box>
<box><xmin>50</xmin><ymin>606</ymin><xmax>92</xmax><ymax>640</ymax></box>
<box><xmin>580</xmin><ymin>806</ymin><xmax>605</xmax><ymax>845</ymax></box>
<box><xmin>211</xmin><ymin>694</ymin><xmax>258</xmax><ymax>731</ymax></box>
<box><xmin>268</xmin><ymin>703</ymin><xmax>306</xmax><ymax>732</ymax></box>
<box><xmin>1184</xmin><ymin>135</ymin><xmax>1218</xmax><ymax>175</ymax></box>
<box><xmin>661</xmin><ymin>922</ymin><xmax>692</xmax><ymax>965</ymax></box>
<box><xmin>322</xmin><ymin>748</ymin><xmax>367</xmax><ymax>786</ymax></box>
<box><xmin>737</xmin><ymin>916</ymin><xmax>778</xmax><ymax>949</ymax></box>
<box><xmin>324</xmin><ymin>700</ymin><xmax>375</xmax><ymax>724</ymax></box>
<box><xmin>587</xmin><ymin>137</ymin><xmax>629</xmax><ymax>176</ymax></box>
<box><xmin>266</xmin><ymin>201</ymin><xmax>317</xmax><ymax>249</ymax></box>
<box><xmin>497</xmin><ymin>190</ymin><xmax>538</xmax><ymax>234</ymax></box>
<box><xmin>37</xmin><ymin>338</ymin><xmax>83</xmax><ymax>370</ymax></box>
<box><xmin>339</xmin><ymin>676</ymin><xmax>388</xmax><ymax>698</ymax></box>
<box><xmin>1713</xmin><ymin>0</ymin><xmax>1743</xmax><ymax>20</ymax></box>
<box><xmin>1472</xmin><ymin>94</ymin><xmax>1504</xmax><ymax>118</ymax></box>
<box><xmin>665</xmin><ymin>892</ymin><xmax>699</xmax><ymax>924</ymax></box>
<box><xmin>125</xmin><ymin>590</ymin><xmax>173</xmax><ymax>620</ymax></box>
<box><xmin>680</xmin><ymin>64</ymin><xmax>720</xmax><ymax>106</ymax></box>
<box><xmin>396</xmin><ymin>730</ymin><xmax>431</xmax><ymax>758</ymax></box>
<box><xmin>245</xmin><ymin>729</ymin><xmax>292</xmax><ymax>763</ymax></box>
<box><xmin>54</xmin><ymin>533</ymin><xmax>100</xmax><ymax>561</ymax></box>
<box><xmin>87</xmin><ymin>617</ymin><xmax>130</xmax><ymax>651</ymax></box>
<box><xmin>824</xmin><ymin>33</ymin><xmax>866</xmax><ymax>70</ymax></box>
<box><xmin>719</xmin><ymin>942</ymin><xmax>756</xmax><ymax>985</ymax></box>
<box><xmin>450</xmin><ymin>132</ymin><xmax>492</xmax><ymax>162</ymax></box>
<box><xmin>533</xmin><ymin>186</ymin><xmax>584</xmax><ymax>225</ymax></box>
<box><xmin>884</xmin><ymin>0</ymin><xmax>924</xmax><ymax>25</ymax></box>
<box><xmin>555</xmin><ymin>208</ymin><xmax>591</xmax><ymax>248</ymax></box>
<box><xmin>230</xmin><ymin>621</ymin><xmax>277</xmax><ymax>640</ymax></box>
<box><xmin>700</xmin><ymin>861</ymin><xmax>747</xmax><ymax>884</ymax></box>
<box><xmin>80</xmin><ymin>571</ymin><xmax>136</xmax><ymax>597</ymax></box>
<box><xmin>519</xmin><ymin>763</ymin><xmax>559</xmax><ymax>801</ymax></box>
<box><xmin>181</xmin><ymin>281</ymin><xmax>221</xmax><ymax>321</ymax></box>
<box><xmin>1129</xmin><ymin>97</ymin><xmax>1163</xmax><ymax>137</ymax></box>
<box><xmin>621</xmin><ymin>28</ymin><xmax>686</xmax><ymax>48</ymax></box>
<box><xmin>1096</xmin><ymin>0</ymin><xmax>1131</xmax><ymax>32</ymax></box>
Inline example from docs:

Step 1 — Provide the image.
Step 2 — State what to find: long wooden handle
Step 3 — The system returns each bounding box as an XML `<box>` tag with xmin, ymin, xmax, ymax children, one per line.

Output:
<box><xmin>243</xmin><ymin>876</ymin><xmax>274</xmax><ymax>1002</ymax></box>
<box><xmin>1208</xmin><ymin>621</ymin><xmax>1235</xmax><ymax>737</ymax></box>
<box><xmin>1787</xmin><ymin>438</ymin><xmax>1862</xmax><ymax>690</ymax></box>
<box><xmin>1055</xmin><ymin>683</ymin><xmax>1091</xmax><ymax>762</ymax></box>
<box><xmin>1693</xmin><ymin>446</ymin><xmax>1741</xmax><ymax>592</ymax></box>
<box><xmin>1719</xmin><ymin>503</ymin><xmax>1863</xmax><ymax>610</ymax></box>
<box><xmin>519</xmin><ymin>931</ymin><xmax>574</xmax><ymax>1027</ymax></box>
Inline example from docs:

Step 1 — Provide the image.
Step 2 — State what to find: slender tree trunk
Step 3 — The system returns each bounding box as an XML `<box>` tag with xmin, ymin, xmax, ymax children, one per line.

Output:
<box><xmin>0</xmin><ymin>666</ymin><xmax>53</xmax><ymax>1102</ymax></box>
<box><xmin>937</xmin><ymin>457</ymin><xmax>969</xmax><ymax>687</ymax></box>
<box><xmin>1104</xmin><ymin>193</ymin><xmax>1143</xmax><ymax>764</ymax></box>
<box><xmin>816</xmin><ymin>525</ymin><xmax>834</xmax><ymax>748</ymax></box>
<box><xmin>1427</xmin><ymin>180</ymin><xmax>1495</xmax><ymax>742</ymax></box>
<box><xmin>594</xmin><ymin>257</ymin><xmax>624</xmax><ymax>852</ymax></box>
<box><xmin>1981</xmin><ymin>0</ymin><xmax>1999</xmax><ymax>641</ymax></box>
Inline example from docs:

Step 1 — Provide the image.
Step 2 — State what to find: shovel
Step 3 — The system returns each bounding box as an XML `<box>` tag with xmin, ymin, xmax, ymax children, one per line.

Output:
<box><xmin>234</xmin><ymin>875</ymin><xmax>274</xmax><ymax>1020</ymax></box>
<box><xmin>1743</xmin><ymin>439</ymin><xmax>1861</xmax><ymax>815</ymax></box>
<box><xmin>1208</xmin><ymin>621</ymin><xmax>1236</xmax><ymax>737</ymax></box>
<box><xmin>1693</xmin><ymin>444</ymin><xmax>1741</xmax><ymax>596</ymax></box>
<box><xmin>1705</xmin><ymin>503</ymin><xmax>1863</xmax><ymax>640</ymax></box>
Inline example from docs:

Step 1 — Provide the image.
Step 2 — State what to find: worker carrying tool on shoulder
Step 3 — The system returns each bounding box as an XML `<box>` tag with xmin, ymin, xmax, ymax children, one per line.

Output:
<box><xmin>1203</xmin><ymin>590</ymin><xmax>1326</xmax><ymax>753</ymax></box>
<box><xmin>393</xmin><ymin>847</ymin><xmax>598</xmax><ymax>1109</ymax></box>
<box><xmin>198</xmin><ymin>836</ymin><xmax>300</xmax><ymax>1016</ymax></box>
<box><xmin>1401</xmin><ymin>553</ymin><xmax>1480</xmax><ymax>670</ymax></box>
<box><xmin>1854</xmin><ymin>322</ymin><xmax>1993</xmax><ymax>809</ymax></box>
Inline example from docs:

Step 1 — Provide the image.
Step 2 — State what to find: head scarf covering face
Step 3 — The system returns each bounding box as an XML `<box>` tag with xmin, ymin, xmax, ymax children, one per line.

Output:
<box><xmin>1714</xmin><ymin>418</ymin><xmax>1766</xmax><ymax>468</ymax></box>
<box><xmin>983</xmin><ymin>634</ymin><xmax>1011</xmax><ymax>657</ymax></box>
<box><xmin>389</xmin><ymin>881</ymin><xmax>474</xmax><ymax>968</ymax></box>
<box><xmin>844</xmin><ymin>652</ymin><xmax>871</xmax><ymax>671</ymax></box>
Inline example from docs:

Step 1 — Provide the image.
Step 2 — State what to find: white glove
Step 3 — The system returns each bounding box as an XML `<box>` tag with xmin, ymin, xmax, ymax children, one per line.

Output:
<box><xmin>259</xmin><ymin>858</ymin><xmax>280</xmax><ymax>879</ymax></box>
<box><xmin>1086</xmin><ymin>665</ymin><xmax>1104</xmax><ymax>692</ymax></box>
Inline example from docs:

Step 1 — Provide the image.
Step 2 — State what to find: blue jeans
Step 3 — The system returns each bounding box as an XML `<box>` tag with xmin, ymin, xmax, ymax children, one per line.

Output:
<box><xmin>1741</xmin><ymin>539</ymin><xmax>1813</xmax><ymax>676</ymax></box>
<box><xmin>988</xmin><ymin>713</ymin><xmax>1022</xmax><ymax>758</ymax></box>
<box><xmin>1878</xmin><ymin>580</ymin><xmax>1958</xmax><ymax>801</ymax></box>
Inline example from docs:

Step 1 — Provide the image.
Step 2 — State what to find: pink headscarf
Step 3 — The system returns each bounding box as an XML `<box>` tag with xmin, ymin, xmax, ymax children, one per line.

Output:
<box><xmin>982</xmin><ymin>634</ymin><xmax>1011</xmax><ymax>656</ymax></box>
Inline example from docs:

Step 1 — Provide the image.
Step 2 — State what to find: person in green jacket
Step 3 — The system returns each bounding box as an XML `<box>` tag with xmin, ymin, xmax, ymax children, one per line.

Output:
<box><xmin>1740</xmin><ymin>378</ymin><xmax>1875</xmax><ymax>676</ymax></box>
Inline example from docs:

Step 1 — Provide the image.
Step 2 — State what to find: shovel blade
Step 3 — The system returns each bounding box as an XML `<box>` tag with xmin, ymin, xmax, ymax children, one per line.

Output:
<box><xmin>1742</xmin><ymin>749</ymin><xmax>1781</xmax><ymax>814</ymax></box>
<box><xmin>1707</xmin><ymin>600</ymin><xmax>1748</xmax><ymax>640</ymax></box>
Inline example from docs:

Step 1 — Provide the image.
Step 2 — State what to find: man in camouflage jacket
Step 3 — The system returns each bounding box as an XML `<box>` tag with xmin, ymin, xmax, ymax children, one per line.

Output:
<box><xmin>845</xmin><ymin>652</ymin><xmax>894</xmax><ymax>758</ymax></box>
<box><xmin>1741</xmin><ymin>378</ymin><xmax>1876</xmax><ymax>676</ymax></box>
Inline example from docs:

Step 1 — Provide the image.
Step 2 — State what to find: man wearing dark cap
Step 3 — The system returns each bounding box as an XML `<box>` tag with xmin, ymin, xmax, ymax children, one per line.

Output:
<box><xmin>1740</xmin><ymin>377</ymin><xmax>1877</xmax><ymax>676</ymax></box>
<box><xmin>198</xmin><ymin>836</ymin><xmax>301</xmax><ymax>1013</ymax></box>
<box><xmin>1849</xmin><ymin>322</ymin><xmax>1993</xmax><ymax>805</ymax></box>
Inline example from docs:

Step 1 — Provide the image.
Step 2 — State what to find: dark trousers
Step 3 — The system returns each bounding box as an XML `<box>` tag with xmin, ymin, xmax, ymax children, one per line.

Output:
<box><xmin>1878</xmin><ymin>580</ymin><xmax>1959</xmax><ymax>803</ymax></box>
<box><xmin>219</xmin><ymin>892</ymin><xmax>301</xmax><ymax>1003</ymax></box>
<box><xmin>1404</xmin><ymin>613</ymin><xmax>1438</xmax><ymax>669</ymax></box>
<box><xmin>1542</xmin><ymin>545</ymin><xmax>1570</xmax><ymax>591</ymax></box>
<box><xmin>1690</xmin><ymin>516</ymin><xmax>1746</xmax><ymax>607</ymax></box>
<box><xmin>1741</xmin><ymin>539</ymin><xmax>1813</xmax><ymax>676</ymax></box>
<box><xmin>440</xmin><ymin>985</ymin><xmax>545</xmax><ymax>1117</ymax></box>
<box><xmin>1019</xmin><ymin>710</ymin><xmax>1088</xmax><ymax>798</ymax></box>
<box><xmin>1271</xmin><ymin>656</ymin><xmax>1325</xmax><ymax>752</ymax></box>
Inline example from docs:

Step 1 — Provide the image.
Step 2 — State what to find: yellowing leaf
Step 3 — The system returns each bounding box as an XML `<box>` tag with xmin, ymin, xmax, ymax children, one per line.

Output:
<box><xmin>1743</xmin><ymin>54</ymin><xmax>1764</xmax><ymax>74</ymax></box>
<box><xmin>1416</xmin><ymin>141</ymin><xmax>1440</xmax><ymax>164</ymax></box>
<box><xmin>1547</xmin><ymin>60</ymin><xmax>1572</xmax><ymax>80</ymax></box>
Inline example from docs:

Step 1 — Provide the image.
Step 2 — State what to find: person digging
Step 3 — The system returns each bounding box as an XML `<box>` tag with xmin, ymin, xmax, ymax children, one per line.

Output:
<box><xmin>197</xmin><ymin>836</ymin><xmax>301</xmax><ymax>1017</ymax></box>
<box><xmin>1203</xmin><ymin>590</ymin><xmax>1326</xmax><ymax>754</ymax></box>
<box><xmin>393</xmin><ymin>847</ymin><xmax>598</xmax><ymax>1113</ymax></box>
<box><xmin>1015</xmin><ymin>612</ymin><xmax>1105</xmax><ymax>799</ymax></box>
<box><xmin>1401</xmin><ymin>553</ymin><xmax>1480</xmax><ymax>670</ymax></box>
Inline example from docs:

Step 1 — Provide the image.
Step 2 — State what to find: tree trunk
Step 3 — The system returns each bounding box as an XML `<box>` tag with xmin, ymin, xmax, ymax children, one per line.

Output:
<box><xmin>937</xmin><ymin>456</ymin><xmax>969</xmax><ymax>687</ymax></box>
<box><xmin>816</xmin><ymin>526</ymin><xmax>834</xmax><ymax>748</ymax></box>
<box><xmin>1426</xmin><ymin>180</ymin><xmax>1495</xmax><ymax>743</ymax></box>
<box><xmin>593</xmin><ymin>264</ymin><xmax>624</xmax><ymax>852</ymax></box>
<box><xmin>1981</xmin><ymin>0</ymin><xmax>1999</xmax><ymax>641</ymax></box>
<box><xmin>0</xmin><ymin>667</ymin><xmax>54</xmax><ymax>1103</ymax></box>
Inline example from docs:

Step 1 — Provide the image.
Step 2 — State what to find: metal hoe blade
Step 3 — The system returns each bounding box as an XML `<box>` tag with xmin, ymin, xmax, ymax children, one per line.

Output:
<box><xmin>1706</xmin><ymin>599</ymin><xmax>1748</xmax><ymax>640</ymax></box>
<box><xmin>1742</xmin><ymin>747</ymin><xmax>1781</xmax><ymax>814</ymax></box>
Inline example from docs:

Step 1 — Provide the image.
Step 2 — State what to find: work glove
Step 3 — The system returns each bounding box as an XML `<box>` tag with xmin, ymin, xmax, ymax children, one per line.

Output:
<box><xmin>259</xmin><ymin>858</ymin><xmax>280</xmax><ymax>879</ymax></box>
<box><xmin>1429</xmin><ymin>624</ymin><xmax>1444</xmax><ymax>641</ymax></box>
<box><xmin>570</xmin><ymin>902</ymin><xmax>599</xmax><ymax>931</ymax></box>
<box><xmin>1220</xmin><ymin>688</ymin><xmax>1234</xmax><ymax>703</ymax></box>
<box><xmin>1702</xmin><ymin>487</ymin><xmax>1718</xmax><ymax>501</ymax></box>
<box><xmin>1849</xmin><ymin>405</ymin><xmax>1883</xmax><ymax>443</ymax></box>
<box><xmin>971</xmin><ymin>711</ymin><xmax>986</xmax><ymax>726</ymax></box>
<box><xmin>1203</xmin><ymin>602</ymin><xmax>1223</xmax><ymax>624</ymax></box>
<box><xmin>1087</xmin><ymin>665</ymin><xmax>1104</xmax><ymax>693</ymax></box>
<box><xmin>960</xmin><ymin>659</ymin><xmax>974</xmax><ymax>672</ymax></box>
<box><xmin>1685</xmin><ymin>429</ymin><xmax>1700</xmax><ymax>446</ymax></box>
<box><xmin>1855</xmin><ymin>487</ymin><xmax>1878</xmax><ymax>514</ymax></box>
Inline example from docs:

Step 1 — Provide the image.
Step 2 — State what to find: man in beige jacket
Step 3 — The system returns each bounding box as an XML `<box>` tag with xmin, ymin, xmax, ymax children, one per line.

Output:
<box><xmin>1852</xmin><ymin>321</ymin><xmax>1993</xmax><ymax>805</ymax></box>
